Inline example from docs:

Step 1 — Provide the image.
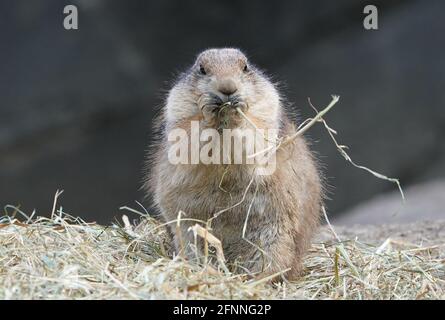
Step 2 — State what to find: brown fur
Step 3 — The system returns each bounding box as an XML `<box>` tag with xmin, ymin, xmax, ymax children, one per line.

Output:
<box><xmin>144</xmin><ymin>48</ymin><xmax>322</xmax><ymax>280</ymax></box>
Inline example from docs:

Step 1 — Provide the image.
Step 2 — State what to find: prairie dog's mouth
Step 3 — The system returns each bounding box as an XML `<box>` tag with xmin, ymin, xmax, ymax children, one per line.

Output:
<box><xmin>198</xmin><ymin>93</ymin><xmax>249</xmax><ymax>130</ymax></box>
<box><xmin>198</xmin><ymin>93</ymin><xmax>247</xmax><ymax>112</ymax></box>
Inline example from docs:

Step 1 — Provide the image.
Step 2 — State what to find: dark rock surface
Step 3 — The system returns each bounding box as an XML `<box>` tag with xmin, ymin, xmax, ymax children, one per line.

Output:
<box><xmin>1</xmin><ymin>0</ymin><xmax>444</xmax><ymax>223</ymax></box>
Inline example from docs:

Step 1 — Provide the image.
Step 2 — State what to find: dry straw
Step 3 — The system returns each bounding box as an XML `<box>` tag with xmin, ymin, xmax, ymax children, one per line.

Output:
<box><xmin>0</xmin><ymin>204</ymin><xmax>444</xmax><ymax>299</ymax></box>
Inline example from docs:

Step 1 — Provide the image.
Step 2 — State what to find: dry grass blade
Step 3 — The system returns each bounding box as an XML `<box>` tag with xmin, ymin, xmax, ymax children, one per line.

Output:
<box><xmin>240</xmin><ymin>95</ymin><xmax>404</xmax><ymax>202</ymax></box>
<box><xmin>188</xmin><ymin>224</ymin><xmax>228</xmax><ymax>273</ymax></box>
<box><xmin>281</xmin><ymin>95</ymin><xmax>340</xmax><ymax>146</ymax></box>
<box><xmin>306</xmin><ymin>97</ymin><xmax>405</xmax><ymax>201</ymax></box>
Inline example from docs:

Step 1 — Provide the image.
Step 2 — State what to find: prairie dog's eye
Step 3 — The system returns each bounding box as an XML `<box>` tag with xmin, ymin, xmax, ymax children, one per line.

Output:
<box><xmin>243</xmin><ymin>64</ymin><xmax>249</xmax><ymax>73</ymax></box>
<box><xmin>199</xmin><ymin>65</ymin><xmax>207</xmax><ymax>75</ymax></box>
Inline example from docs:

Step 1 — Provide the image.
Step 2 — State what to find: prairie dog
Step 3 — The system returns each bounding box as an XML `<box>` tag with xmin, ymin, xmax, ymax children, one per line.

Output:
<box><xmin>145</xmin><ymin>48</ymin><xmax>322</xmax><ymax>280</ymax></box>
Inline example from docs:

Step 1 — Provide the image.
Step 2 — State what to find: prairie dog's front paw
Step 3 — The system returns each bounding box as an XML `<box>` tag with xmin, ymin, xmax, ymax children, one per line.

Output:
<box><xmin>198</xmin><ymin>94</ymin><xmax>221</xmax><ymax>122</ymax></box>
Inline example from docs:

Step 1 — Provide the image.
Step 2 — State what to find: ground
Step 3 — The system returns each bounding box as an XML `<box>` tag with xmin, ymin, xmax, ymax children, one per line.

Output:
<box><xmin>324</xmin><ymin>220</ymin><xmax>445</xmax><ymax>244</ymax></box>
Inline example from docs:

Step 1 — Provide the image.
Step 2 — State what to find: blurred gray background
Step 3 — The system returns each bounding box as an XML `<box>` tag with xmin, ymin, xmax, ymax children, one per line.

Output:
<box><xmin>1</xmin><ymin>0</ymin><xmax>444</xmax><ymax>224</ymax></box>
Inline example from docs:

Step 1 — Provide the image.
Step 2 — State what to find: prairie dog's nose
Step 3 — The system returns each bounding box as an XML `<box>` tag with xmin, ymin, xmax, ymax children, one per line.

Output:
<box><xmin>217</xmin><ymin>78</ymin><xmax>237</xmax><ymax>96</ymax></box>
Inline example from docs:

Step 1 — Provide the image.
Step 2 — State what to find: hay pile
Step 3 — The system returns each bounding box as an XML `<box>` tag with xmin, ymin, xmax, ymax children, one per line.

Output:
<box><xmin>0</xmin><ymin>207</ymin><xmax>444</xmax><ymax>300</ymax></box>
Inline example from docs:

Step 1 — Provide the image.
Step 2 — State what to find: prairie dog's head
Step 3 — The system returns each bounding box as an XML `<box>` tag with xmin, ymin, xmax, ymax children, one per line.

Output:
<box><xmin>165</xmin><ymin>48</ymin><xmax>281</xmax><ymax>128</ymax></box>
